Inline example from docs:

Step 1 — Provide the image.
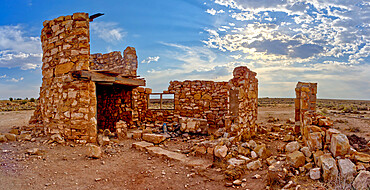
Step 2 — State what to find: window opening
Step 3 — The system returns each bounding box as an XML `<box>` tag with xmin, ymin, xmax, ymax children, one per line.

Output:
<box><xmin>148</xmin><ymin>93</ymin><xmax>174</xmax><ymax>109</ymax></box>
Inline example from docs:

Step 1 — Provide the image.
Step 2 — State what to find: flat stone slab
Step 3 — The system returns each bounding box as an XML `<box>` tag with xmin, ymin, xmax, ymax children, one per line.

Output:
<box><xmin>142</xmin><ymin>133</ymin><xmax>167</xmax><ymax>144</ymax></box>
<box><xmin>132</xmin><ymin>141</ymin><xmax>154</xmax><ymax>151</ymax></box>
<box><xmin>133</xmin><ymin>141</ymin><xmax>212</xmax><ymax>170</ymax></box>
<box><xmin>146</xmin><ymin>146</ymin><xmax>188</xmax><ymax>161</ymax></box>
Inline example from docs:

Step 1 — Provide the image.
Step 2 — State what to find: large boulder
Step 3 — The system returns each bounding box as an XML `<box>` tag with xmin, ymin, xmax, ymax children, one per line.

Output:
<box><xmin>307</xmin><ymin>132</ymin><xmax>322</xmax><ymax>151</ymax></box>
<box><xmin>352</xmin><ymin>170</ymin><xmax>370</xmax><ymax>190</ymax></box>
<box><xmin>338</xmin><ymin>159</ymin><xmax>356</xmax><ymax>182</ymax></box>
<box><xmin>318</xmin><ymin>154</ymin><xmax>338</xmax><ymax>182</ymax></box>
<box><xmin>142</xmin><ymin>133</ymin><xmax>167</xmax><ymax>144</ymax></box>
<box><xmin>287</xmin><ymin>151</ymin><xmax>305</xmax><ymax>168</ymax></box>
<box><xmin>330</xmin><ymin>133</ymin><xmax>350</xmax><ymax>157</ymax></box>
<box><xmin>285</xmin><ymin>141</ymin><xmax>300</xmax><ymax>153</ymax></box>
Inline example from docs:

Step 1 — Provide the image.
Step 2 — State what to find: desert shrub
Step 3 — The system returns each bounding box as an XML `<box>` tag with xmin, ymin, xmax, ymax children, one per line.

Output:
<box><xmin>9</xmin><ymin>97</ymin><xmax>13</xmax><ymax>101</ymax></box>
<box><xmin>342</xmin><ymin>106</ymin><xmax>352</xmax><ymax>113</ymax></box>
<box><xmin>30</xmin><ymin>98</ymin><xmax>35</xmax><ymax>102</ymax></box>
<box><xmin>20</xmin><ymin>100</ymin><xmax>27</xmax><ymax>105</ymax></box>
<box><xmin>321</xmin><ymin>108</ymin><xmax>329</xmax><ymax>114</ymax></box>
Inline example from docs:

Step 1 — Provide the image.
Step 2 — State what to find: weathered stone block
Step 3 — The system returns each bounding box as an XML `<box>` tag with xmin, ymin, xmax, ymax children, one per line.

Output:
<box><xmin>227</xmin><ymin>158</ymin><xmax>246</xmax><ymax>167</ymax></box>
<box><xmin>142</xmin><ymin>133</ymin><xmax>166</xmax><ymax>144</ymax></box>
<box><xmin>254</xmin><ymin>144</ymin><xmax>270</xmax><ymax>159</ymax></box>
<box><xmin>5</xmin><ymin>133</ymin><xmax>16</xmax><ymax>141</ymax></box>
<box><xmin>330</xmin><ymin>133</ymin><xmax>350</xmax><ymax>157</ymax></box>
<box><xmin>300</xmin><ymin>146</ymin><xmax>312</xmax><ymax>157</ymax></box>
<box><xmin>338</xmin><ymin>158</ymin><xmax>356</xmax><ymax>182</ymax></box>
<box><xmin>55</xmin><ymin>62</ymin><xmax>74</xmax><ymax>75</ymax></box>
<box><xmin>318</xmin><ymin>154</ymin><xmax>338</xmax><ymax>182</ymax></box>
<box><xmin>285</xmin><ymin>141</ymin><xmax>300</xmax><ymax>153</ymax></box>
<box><xmin>307</xmin><ymin>132</ymin><xmax>322</xmax><ymax>151</ymax></box>
<box><xmin>325</xmin><ymin>128</ymin><xmax>341</xmax><ymax>144</ymax></box>
<box><xmin>87</xmin><ymin>144</ymin><xmax>101</xmax><ymax>159</ymax></box>
<box><xmin>310</xmin><ymin>168</ymin><xmax>321</xmax><ymax>180</ymax></box>
<box><xmin>214</xmin><ymin>145</ymin><xmax>228</xmax><ymax>158</ymax></box>
<box><xmin>352</xmin><ymin>170</ymin><xmax>370</xmax><ymax>190</ymax></box>
<box><xmin>246</xmin><ymin>160</ymin><xmax>262</xmax><ymax>170</ymax></box>
<box><xmin>287</xmin><ymin>151</ymin><xmax>305</xmax><ymax>168</ymax></box>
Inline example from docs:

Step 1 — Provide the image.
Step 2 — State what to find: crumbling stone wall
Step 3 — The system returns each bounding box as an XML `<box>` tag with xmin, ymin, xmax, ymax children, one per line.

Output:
<box><xmin>96</xmin><ymin>84</ymin><xmax>134</xmax><ymax>132</ymax></box>
<box><xmin>133</xmin><ymin>66</ymin><xmax>258</xmax><ymax>137</ymax></box>
<box><xmin>228</xmin><ymin>66</ymin><xmax>258</xmax><ymax>139</ymax></box>
<box><xmin>30</xmin><ymin>13</ymin><xmax>97</xmax><ymax>142</ymax></box>
<box><xmin>295</xmin><ymin>82</ymin><xmax>317</xmax><ymax>134</ymax></box>
<box><xmin>169</xmin><ymin>80</ymin><xmax>229</xmax><ymax>127</ymax></box>
<box><xmin>90</xmin><ymin>47</ymin><xmax>138</xmax><ymax>76</ymax></box>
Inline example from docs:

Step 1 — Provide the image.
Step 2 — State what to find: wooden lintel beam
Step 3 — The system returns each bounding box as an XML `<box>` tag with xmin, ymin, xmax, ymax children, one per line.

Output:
<box><xmin>114</xmin><ymin>77</ymin><xmax>145</xmax><ymax>86</ymax></box>
<box><xmin>76</xmin><ymin>71</ymin><xmax>145</xmax><ymax>86</ymax></box>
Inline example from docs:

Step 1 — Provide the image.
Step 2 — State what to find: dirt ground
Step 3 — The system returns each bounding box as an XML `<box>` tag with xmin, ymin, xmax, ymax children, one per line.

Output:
<box><xmin>0</xmin><ymin>105</ymin><xmax>369</xmax><ymax>190</ymax></box>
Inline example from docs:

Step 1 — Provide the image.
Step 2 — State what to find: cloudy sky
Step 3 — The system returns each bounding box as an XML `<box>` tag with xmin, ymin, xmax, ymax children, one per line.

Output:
<box><xmin>0</xmin><ymin>0</ymin><xmax>369</xmax><ymax>100</ymax></box>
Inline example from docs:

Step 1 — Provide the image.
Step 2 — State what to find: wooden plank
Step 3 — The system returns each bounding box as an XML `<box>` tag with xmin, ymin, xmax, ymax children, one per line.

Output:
<box><xmin>76</xmin><ymin>71</ymin><xmax>145</xmax><ymax>86</ymax></box>
<box><xmin>90</xmin><ymin>72</ymin><xmax>116</xmax><ymax>82</ymax></box>
<box><xmin>114</xmin><ymin>77</ymin><xmax>145</xmax><ymax>86</ymax></box>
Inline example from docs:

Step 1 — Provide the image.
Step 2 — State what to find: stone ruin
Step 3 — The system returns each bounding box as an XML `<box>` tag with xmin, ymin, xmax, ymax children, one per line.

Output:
<box><xmin>28</xmin><ymin>12</ymin><xmax>258</xmax><ymax>144</ymax></box>
<box><xmin>24</xmin><ymin>12</ymin><xmax>369</xmax><ymax>189</ymax></box>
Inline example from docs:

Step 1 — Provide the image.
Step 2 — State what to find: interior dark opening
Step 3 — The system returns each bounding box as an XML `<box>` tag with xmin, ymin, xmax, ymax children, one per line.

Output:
<box><xmin>96</xmin><ymin>83</ymin><xmax>134</xmax><ymax>132</ymax></box>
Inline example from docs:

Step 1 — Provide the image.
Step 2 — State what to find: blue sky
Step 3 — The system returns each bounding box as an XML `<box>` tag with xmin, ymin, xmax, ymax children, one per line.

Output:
<box><xmin>0</xmin><ymin>0</ymin><xmax>369</xmax><ymax>100</ymax></box>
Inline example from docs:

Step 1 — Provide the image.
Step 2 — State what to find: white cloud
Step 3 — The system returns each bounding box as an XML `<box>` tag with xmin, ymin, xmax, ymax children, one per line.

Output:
<box><xmin>141</xmin><ymin>56</ymin><xmax>160</xmax><ymax>64</ymax></box>
<box><xmin>0</xmin><ymin>74</ymin><xmax>6</xmax><ymax>78</ymax></box>
<box><xmin>0</xmin><ymin>25</ymin><xmax>42</xmax><ymax>69</ymax></box>
<box><xmin>90</xmin><ymin>22</ymin><xmax>126</xmax><ymax>43</ymax></box>
<box><xmin>7</xmin><ymin>77</ymin><xmax>24</xmax><ymax>82</ymax></box>
<box><xmin>205</xmin><ymin>0</ymin><xmax>369</xmax><ymax>66</ymax></box>
<box><xmin>206</xmin><ymin>8</ymin><xmax>225</xmax><ymax>15</ymax></box>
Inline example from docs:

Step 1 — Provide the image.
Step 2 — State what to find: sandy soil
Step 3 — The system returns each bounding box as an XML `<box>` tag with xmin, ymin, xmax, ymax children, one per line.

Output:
<box><xmin>0</xmin><ymin>111</ymin><xmax>33</xmax><ymax>133</ymax></box>
<box><xmin>0</xmin><ymin>106</ymin><xmax>369</xmax><ymax>190</ymax></box>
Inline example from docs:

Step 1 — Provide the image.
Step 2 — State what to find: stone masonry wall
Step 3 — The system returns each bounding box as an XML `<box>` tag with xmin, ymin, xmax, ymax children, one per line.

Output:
<box><xmin>132</xmin><ymin>66</ymin><xmax>258</xmax><ymax>137</ymax></box>
<box><xmin>90</xmin><ymin>47</ymin><xmax>138</xmax><ymax>76</ymax></box>
<box><xmin>295</xmin><ymin>82</ymin><xmax>317</xmax><ymax>134</ymax></box>
<box><xmin>31</xmin><ymin>13</ymin><xmax>97</xmax><ymax>142</ymax></box>
<box><xmin>228</xmin><ymin>66</ymin><xmax>258</xmax><ymax>139</ymax></box>
<box><xmin>168</xmin><ymin>80</ymin><xmax>229</xmax><ymax>128</ymax></box>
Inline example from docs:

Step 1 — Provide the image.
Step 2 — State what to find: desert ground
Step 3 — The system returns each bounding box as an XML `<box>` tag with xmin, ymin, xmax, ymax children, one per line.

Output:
<box><xmin>0</xmin><ymin>99</ymin><xmax>369</xmax><ymax>190</ymax></box>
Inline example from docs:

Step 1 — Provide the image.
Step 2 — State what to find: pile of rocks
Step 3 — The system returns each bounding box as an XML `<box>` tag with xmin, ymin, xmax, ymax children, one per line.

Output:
<box><xmin>179</xmin><ymin>117</ymin><xmax>208</xmax><ymax>134</ymax></box>
<box><xmin>0</xmin><ymin>127</ymin><xmax>34</xmax><ymax>143</ymax></box>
